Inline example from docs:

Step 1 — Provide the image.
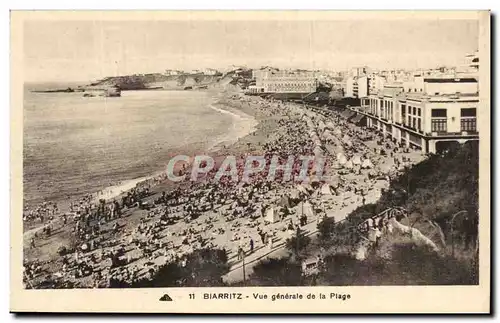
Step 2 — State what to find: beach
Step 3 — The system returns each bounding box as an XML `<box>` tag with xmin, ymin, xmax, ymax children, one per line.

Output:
<box><xmin>23</xmin><ymin>89</ymin><xmax>425</xmax><ymax>288</ymax></box>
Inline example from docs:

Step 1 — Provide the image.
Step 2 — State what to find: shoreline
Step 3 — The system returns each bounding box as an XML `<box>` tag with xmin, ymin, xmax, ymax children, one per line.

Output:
<box><xmin>23</xmin><ymin>90</ymin><xmax>261</xmax><ymax>232</ymax></box>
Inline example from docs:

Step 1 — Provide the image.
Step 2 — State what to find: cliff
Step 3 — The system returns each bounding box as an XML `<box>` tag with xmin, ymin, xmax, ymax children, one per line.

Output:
<box><xmin>85</xmin><ymin>70</ymin><xmax>251</xmax><ymax>91</ymax></box>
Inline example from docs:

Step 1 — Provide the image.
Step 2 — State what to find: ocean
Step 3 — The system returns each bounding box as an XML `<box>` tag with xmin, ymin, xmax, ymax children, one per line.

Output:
<box><xmin>23</xmin><ymin>85</ymin><xmax>257</xmax><ymax>207</ymax></box>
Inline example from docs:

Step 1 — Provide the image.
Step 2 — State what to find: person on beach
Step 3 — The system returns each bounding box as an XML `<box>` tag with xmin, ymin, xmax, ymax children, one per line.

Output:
<box><xmin>237</xmin><ymin>246</ymin><xmax>245</xmax><ymax>261</ymax></box>
<box><xmin>249</xmin><ymin>238</ymin><xmax>254</xmax><ymax>254</ymax></box>
<box><xmin>267</xmin><ymin>236</ymin><xmax>273</xmax><ymax>251</ymax></box>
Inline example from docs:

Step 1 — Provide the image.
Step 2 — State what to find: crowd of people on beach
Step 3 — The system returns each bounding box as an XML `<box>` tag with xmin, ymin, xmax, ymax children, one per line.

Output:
<box><xmin>23</xmin><ymin>92</ymin><xmax>424</xmax><ymax>289</ymax></box>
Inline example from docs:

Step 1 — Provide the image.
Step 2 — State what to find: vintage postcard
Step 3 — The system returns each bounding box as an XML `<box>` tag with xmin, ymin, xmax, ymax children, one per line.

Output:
<box><xmin>10</xmin><ymin>10</ymin><xmax>491</xmax><ymax>313</ymax></box>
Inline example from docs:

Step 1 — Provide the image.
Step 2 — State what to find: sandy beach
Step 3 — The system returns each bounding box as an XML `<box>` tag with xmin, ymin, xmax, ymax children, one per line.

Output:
<box><xmin>22</xmin><ymin>89</ymin><xmax>425</xmax><ymax>288</ymax></box>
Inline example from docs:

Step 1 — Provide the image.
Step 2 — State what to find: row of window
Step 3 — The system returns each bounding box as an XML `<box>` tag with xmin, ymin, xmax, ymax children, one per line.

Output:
<box><xmin>431</xmin><ymin>118</ymin><xmax>477</xmax><ymax>132</ymax></box>
<box><xmin>369</xmin><ymin>104</ymin><xmax>477</xmax><ymax>133</ymax></box>
<box><xmin>431</xmin><ymin>108</ymin><xmax>477</xmax><ymax>118</ymax></box>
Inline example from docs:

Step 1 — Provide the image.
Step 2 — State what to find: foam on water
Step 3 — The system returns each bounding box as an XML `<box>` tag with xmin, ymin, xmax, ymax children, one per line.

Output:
<box><xmin>23</xmin><ymin>89</ymin><xmax>256</xmax><ymax>207</ymax></box>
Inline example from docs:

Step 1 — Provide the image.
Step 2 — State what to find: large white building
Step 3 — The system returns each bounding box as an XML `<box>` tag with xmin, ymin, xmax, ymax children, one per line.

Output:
<box><xmin>249</xmin><ymin>68</ymin><xmax>318</xmax><ymax>94</ymax></box>
<box><xmin>356</xmin><ymin>77</ymin><xmax>479</xmax><ymax>154</ymax></box>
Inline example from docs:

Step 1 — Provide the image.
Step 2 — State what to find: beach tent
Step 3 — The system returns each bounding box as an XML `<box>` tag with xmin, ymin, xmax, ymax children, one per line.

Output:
<box><xmin>333</xmin><ymin>128</ymin><xmax>342</xmax><ymax>136</ymax></box>
<box><xmin>321</xmin><ymin>183</ymin><xmax>335</xmax><ymax>196</ymax></box>
<box><xmin>344</xmin><ymin>160</ymin><xmax>354</xmax><ymax>169</ymax></box>
<box><xmin>313</xmin><ymin>146</ymin><xmax>324</xmax><ymax>157</ymax></box>
<box><xmin>337</xmin><ymin>153</ymin><xmax>348</xmax><ymax>165</ymax></box>
<box><xmin>278</xmin><ymin>195</ymin><xmax>291</xmax><ymax>208</ymax></box>
<box><xmin>351</xmin><ymin>155</ymin><xmax>362</xmax><ymax>166</ymax></box>
<box><xmin>329</xmin><ymin>176</ymin><xmax>341</xmax><ymax>189</ymax></box>
<box><xmin>265</xmin><ymin>207</ymin><xmax>280</xmax><ymax>224</ymax></box>
<box><xmin>326</xmin><ymin>121</ymin><xmax>335</xmax><ymax>130</ymax></box>
<box><xmin>342</xmin><ymin>134</ymin><xmax>353</xmax><ymax>147</ymax></box>
<box><xmin>289</xmin><ymin>188</ymin><xmax>301</xmax><ymax>200</ymax></box>
<box><xmin>318</xmin><ymin>120</ymin><xmax>326</xmax><ymax>132</ymax></box>
<box><xmin>361</xmin><ymin>158</ymin><xmax>374</xmax><ymax>169</ymax></box>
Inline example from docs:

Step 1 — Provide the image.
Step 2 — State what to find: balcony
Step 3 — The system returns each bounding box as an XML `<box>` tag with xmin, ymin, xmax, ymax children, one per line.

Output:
<box><xmin>460</xmin><ymin>117</ymin><xmax>477</xmax><ymax>133</ymax></box>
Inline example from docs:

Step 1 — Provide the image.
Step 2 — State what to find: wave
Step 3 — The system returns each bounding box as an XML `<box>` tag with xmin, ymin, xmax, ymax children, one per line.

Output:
<box><xmin>88</xmin><ymin>102</ymin><xmax>257</xmax><ymax>202</ymax></box>
<box><xmin>208</xmin><ymin>103</ymin><xmax>252</xmax><ymax>121</ymax></box>
<box><xmin>206</xmin><ymin>103</ymin><xmax>258</xmax><ymax>152</ymax></box>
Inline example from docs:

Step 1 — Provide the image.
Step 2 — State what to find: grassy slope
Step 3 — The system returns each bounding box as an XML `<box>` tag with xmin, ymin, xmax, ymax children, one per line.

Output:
<box><xmin>314</xmin><ymin>141</ymin><xmax>480</xmax><ymax>285</ymax></box>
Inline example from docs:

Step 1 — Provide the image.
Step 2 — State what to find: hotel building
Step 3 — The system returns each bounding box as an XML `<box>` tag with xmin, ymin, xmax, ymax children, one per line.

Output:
<box><xmin>249</xmin><ymin>68</ymin><xmax>318</xmax><ymax>94</ymax></box>
<box><xmin>355</xmin><ymin>76</ymin><xmax>479</xmax><ymax>154</ymax></box>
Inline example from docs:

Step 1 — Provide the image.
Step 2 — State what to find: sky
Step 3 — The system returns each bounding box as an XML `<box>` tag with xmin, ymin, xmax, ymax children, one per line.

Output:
<box><xmin>23</xmin><ymin>18</ymin><xmax>479</xmax><ymax>83</ymax></box>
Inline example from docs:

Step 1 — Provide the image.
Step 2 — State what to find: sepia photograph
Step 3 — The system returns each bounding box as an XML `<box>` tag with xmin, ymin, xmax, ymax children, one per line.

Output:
<box><xmin>10</xmin><ymin>10</ymin><xmax>491</xmax><ymax>313</ymax></box>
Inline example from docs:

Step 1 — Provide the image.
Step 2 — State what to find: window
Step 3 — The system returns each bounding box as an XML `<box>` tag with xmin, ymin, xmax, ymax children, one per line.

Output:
<box><xmin>461</xmin><ymin>118</ymin><xmax>477</xmax><ymax>132</ymax></box>
<box><xmin>431</xmin><ymin>109</ymin><xmax>447</xmax><ymax>118</ymax></box>
<box><xmin>461</xmin><ymin>108</ymin><xmax>477</xmax><ymax>117</ymax></box>
<box><xmin>413</xmin><ymin>107</ymin><xmax>417</xmax><ymax>115</ymax></box>
<box><xmin>418</xmin><ymin>108</ymin><xmax>421</xmax><ymax>117</ymax></box>
<box><xmin>417</xmin><ymin>119</ymin><xmax>422</xmax><ymax>131</ymax></box>
<box><xmin>412</xmin><ymin>118</ymin><xmax>416</xmax><ymax>129</ymax></box>
<box><xmin>431</xmin><ymin>119</ymin><xmax>447</xmax><ymax>132</ymax></box>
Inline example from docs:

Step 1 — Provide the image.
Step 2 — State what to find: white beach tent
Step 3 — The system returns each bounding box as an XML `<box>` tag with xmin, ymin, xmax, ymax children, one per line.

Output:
<box><xmin>333</xmin><ymin>128</ymin><xmax>342</xmax><ymax>136</ymax></box>
<box><xmin>361</xmin><ymin>158</ymin><xmax>374</xmax><ymax>169</ymax></box>
<box><xmin>344</xmin><ymin>160</ymin><xmax>354</xmax><ymax>169</ymax></box>
<box><xmin>337</xmin><ymin>153</ymin><xmax>348</xmax><ymax>165</ymax></box>
<box><xmin>351</xmin><ymin>155</ymin><xmax>362</xmax><ymax>166</ymax></box>
<box><xmin>313</xmin><ymin>146</ymin><xmax>324</xmax><ymax>157</ymax></box>
<box><xmin>342</xmin><ymin>134</ymin><xmax>353</xmax><ymax>147</ymax></box>
<box><xmin>265</xmin><ymin>207</ymin><xmax>280</xmax><ymax>224</ymax></box>
<box><xmin>289</xmin><ymin>188</ymin><xmax>301</xmax><ymax>200</ymax></box>
<box><xmin>321</xmin><ymin>183</ymin><xmax>335</xmax><ymax>196</ymax></box>
<box><xmin>329</xmin><ymin>176</ymin><xmax>341</xmax><ymax>189</ymax></box>
<box><xmin>298</xmin><ymin>200</ymin><xmax>315</xmax><ymax>218</ymax></box>
<box><xmin>318</xmin><ymin>120</ymin><xmax>326</xmax><ymax>131</ymax></box>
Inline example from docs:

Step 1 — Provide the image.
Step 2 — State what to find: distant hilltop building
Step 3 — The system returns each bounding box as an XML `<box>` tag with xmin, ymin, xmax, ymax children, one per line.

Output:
<box><xmin>203</xmin><ymin>68</ymin><xmax>221</xmax><ymax>76</ymax></box>
<box><xmin>248</xmin><ymin>67</ymin><xmax>318</xmax><ymax>94</ymax></box>
<box><xmin>164</xmin><ymin>70</ymin><xmax>183</xmax><ymax>76</ymax></box>
<box><xmin>465</xmin><ymin>50</ymin><xmax>479</xmax><ymax>70</ymax></box>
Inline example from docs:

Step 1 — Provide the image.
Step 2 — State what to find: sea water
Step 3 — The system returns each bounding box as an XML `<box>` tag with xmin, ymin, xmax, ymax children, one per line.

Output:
<box><xmin>23</xmin><ymin>86</ymin><xmax>256</xmax><ymax>207</ymax></box>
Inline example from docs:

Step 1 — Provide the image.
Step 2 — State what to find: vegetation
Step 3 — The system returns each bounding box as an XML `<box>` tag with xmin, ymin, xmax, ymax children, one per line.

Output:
<box><xmin>286</xmin><ymin>227</ymin><xmax>311</xmax><ymax>260</ymax></box>
<box><xmin>246</xmin><ymin>258</ymin><xmax>303</xmax><ymax>286</ymax></box>
<box><xmin>313</xmin><ymin>141</ymin><xmax>480</xmax><ymax>285</ymax></box>
<box><xmin>318</xmin><ymin>244</ymin><xmax>478</xmax><ymax>286</ymax></box>
<box><xmin>111</xmin><ymin>248</ymin><xmax>229</xmax><ymax>288</ymax></box>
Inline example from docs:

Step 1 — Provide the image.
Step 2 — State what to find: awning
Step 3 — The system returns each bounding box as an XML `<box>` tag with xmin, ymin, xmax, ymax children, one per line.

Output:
<box><xmin>350</xmin><ymin>114</ymin><xmax>366</xmax><ymax>124</ymax></box>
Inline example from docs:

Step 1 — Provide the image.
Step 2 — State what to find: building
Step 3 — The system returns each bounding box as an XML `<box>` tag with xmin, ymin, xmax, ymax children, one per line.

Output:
<box><xmin>345</xmin><ymin>75</ymin><xmax>371</xmax><ymax>98</ymax></box>
<box><xmin>465</xmin><ymin>51</ymin><xmax>479</xmax><ymax>70</ymax></box>
<box><xmin>250</xmin><ymin>68</ymin><xmax>318</xmax><ymax>94</ymax></box>
<box><xmin>164</xmin><ymin>70</ymin><xmax>182</xmax><ymax>76</ymax></box>
<box><xmin>350</xmin><ymin>66</ymin><xmax>369</xmax><ymax>78</ymax></box>
<box><xmin>203</xmin><ymin>68</ymin><xmax>221</xmax><ymax>76</ymax></box>
<box><xmin>345</xmin><ymin>77</ymin><xmax>355</xmax><ymax>97</ymax></box>
<box><xmin>356</xmin><ymin>77</ymin><xmax>479</xmax><ymax>154</ymax></box>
